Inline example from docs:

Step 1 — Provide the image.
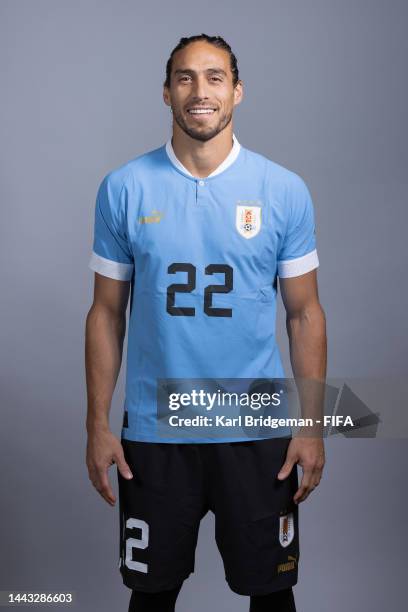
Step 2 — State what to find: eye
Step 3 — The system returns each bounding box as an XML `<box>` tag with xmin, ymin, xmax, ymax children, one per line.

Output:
<box><xmin>179</xmin><ymin>75</ymin><xmax>191</xmax><ymax>82</ymax></box>
<box><xmin>210</xmin><ymin>77</ymin><xmax>222</xmax><ymax>82</ymax></box>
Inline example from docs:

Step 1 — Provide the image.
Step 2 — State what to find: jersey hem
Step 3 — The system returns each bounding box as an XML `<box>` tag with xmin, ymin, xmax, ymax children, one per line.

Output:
<box><xmin>121</xmin><ymin>431</ymin><xmax>291</xmax><ymax>444</ymax></box>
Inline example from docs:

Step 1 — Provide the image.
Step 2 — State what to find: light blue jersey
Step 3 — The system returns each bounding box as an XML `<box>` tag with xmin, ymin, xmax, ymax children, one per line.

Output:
<box><xmin>89</xmin><ymin>134</ymin><xmax>319</xmax><ymax>442</ymax></box>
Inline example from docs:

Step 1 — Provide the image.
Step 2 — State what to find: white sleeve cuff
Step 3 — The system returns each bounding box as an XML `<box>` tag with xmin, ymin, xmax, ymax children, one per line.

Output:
<box><xmin>89</xmin><ymin>251</ymin><xmax>134</xmax><ymax>281</ymax></box>
<box><xmin>277</xmin><ymin>249</ymin><xmax>319</xmax><ymax>278</ymax></box>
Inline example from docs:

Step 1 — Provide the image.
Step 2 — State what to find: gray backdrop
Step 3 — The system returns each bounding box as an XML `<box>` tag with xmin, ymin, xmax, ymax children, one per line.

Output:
<box><xmin>1</xmin><ymin>0</ymin><xmax>407</xmax><ymax>610</ymax></box>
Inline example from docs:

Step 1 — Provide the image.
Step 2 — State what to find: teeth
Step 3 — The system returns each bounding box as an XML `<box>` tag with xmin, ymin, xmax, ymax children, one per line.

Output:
<box><xmin>188</xmin><ymin>109</ymin><xmax>215</xmax><ymax>114</ymax></box>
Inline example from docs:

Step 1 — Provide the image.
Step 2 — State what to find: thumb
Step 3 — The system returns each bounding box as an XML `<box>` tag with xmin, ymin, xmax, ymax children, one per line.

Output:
<box><xmin>114</xmin><ymin>453</ymin><xmax>133</xmax><ymax>480</ymax></box>
<box><xmin>277</xmin><ymin>457</ymin><xmax>296</xmax><ymax>480</ymax></box>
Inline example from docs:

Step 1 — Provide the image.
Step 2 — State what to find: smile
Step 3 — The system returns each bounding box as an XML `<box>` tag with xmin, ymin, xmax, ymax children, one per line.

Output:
<box><xmin>187</xmin><ymin>108</ymin><xmax>216</xmax><ymax>115</ymax></box>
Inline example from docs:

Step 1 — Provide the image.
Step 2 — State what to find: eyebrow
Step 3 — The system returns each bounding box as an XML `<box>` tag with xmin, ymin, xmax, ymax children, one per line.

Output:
<box><xmin>174</xmin><ymin>68</ymin><xmax>227</xmax><ymax>77</ymax></box>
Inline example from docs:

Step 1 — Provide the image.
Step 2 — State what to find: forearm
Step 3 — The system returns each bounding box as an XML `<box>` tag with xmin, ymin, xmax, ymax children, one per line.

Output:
<box><xmin>286</xmin><ymin>302</ymin><xmax>326</xmax><ymax>379</ymax></box>
<box><xmin>286</xmin><ymin>303</ymin><xmax>327</xmax><ymax>424</ymax></box>
<box><xmin>85</xmin><ymin>305</ymin><xmax>126</xmax><ymax>433</ymax></box>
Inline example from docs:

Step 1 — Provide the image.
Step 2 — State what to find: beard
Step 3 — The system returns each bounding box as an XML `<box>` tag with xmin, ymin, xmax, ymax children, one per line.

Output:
<box><xmin>172</xmin><ymin>107</ymin><xmax>233</xmax><ymax>142</ymax></box>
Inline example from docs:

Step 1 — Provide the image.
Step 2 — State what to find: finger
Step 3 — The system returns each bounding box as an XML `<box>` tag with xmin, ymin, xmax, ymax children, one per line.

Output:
<box><xmin>294</xmin><ymin>484</ymin><xmax>315</xmax><ymax>504</ymax></box>
<box><xmin>92</xmin><ymin>480</ymin><xmax>116</xmax><ymax>506</ymax></box>
<box><xmin>95</xmin><ymin>468</ymin><xmax>116</xmax><ymax>505</ymax></box>
<box><xmin>313</xmin><ymin>468</ymin><xmax>323</xmax><ymax>487</ymax></box>
<box><xmin>294</xmin><ymin>466</ymin><xmax>323</xmax><ymax>503</ymax></box>
<box><xmin>293</xmin><ymin>467</ymin><xmax>314</xmax><ymax>503</ymax></box>
<box><xmin>277</xmin><ymin>455</ymin><xmax>297</xmax><ymax>480</ymax></box>
<box><xmin>114</xmin><ymin>452</ymin><xmax>133</xmax><ymax>480</ymax></box>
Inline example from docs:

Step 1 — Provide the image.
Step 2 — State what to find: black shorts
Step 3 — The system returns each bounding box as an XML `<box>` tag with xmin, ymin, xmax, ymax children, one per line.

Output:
<box><xmin>117</xmin><ymin>437</ymin><xmax>299</xmax><ymax>596</ymax></box>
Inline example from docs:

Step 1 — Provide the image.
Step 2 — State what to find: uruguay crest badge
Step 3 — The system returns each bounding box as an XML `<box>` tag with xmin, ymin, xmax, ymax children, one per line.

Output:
<box><xmin>279</xmin><ymin>512</ymin><xmax>295</xmax><ymax>548</ymax></box>
<box><xmin>236</xmin><ymin>205</ymin><xmax>261</xmax><ymax>239</ymax></box>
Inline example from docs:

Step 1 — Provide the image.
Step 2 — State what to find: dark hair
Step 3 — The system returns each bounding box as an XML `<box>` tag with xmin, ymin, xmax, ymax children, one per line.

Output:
<box><xmin>164</xmin><ymin>33</ymin><xmax>240</xmax><ymax>88</ymax></box>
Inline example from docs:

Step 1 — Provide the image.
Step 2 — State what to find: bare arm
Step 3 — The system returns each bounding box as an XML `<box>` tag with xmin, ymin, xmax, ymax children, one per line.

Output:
<box><xmin>281</xmin><ymin>268</ymin><xmax>327</xmax><ymax>391</ymax></box>
<box><xmin>85</xmin><ymin>273</ymin><xmax>133</xmax><ymax>505</ymax></box>
<box><xmin>277</xmin><ymin>269</ymin><xmax>327</xmax><ymax>503</ymax></box>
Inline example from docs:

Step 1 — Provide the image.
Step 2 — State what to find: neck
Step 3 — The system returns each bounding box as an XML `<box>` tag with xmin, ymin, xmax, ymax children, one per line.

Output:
<box><xmin>171</xmin><ymin>124</ymin><xmax>234</xmax><ymax>178</ymax></box>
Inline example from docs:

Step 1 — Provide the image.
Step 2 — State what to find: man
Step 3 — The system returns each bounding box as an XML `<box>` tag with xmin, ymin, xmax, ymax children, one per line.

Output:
<box><xmin>85</xmin><ymin>34</ymin><xmax>326</xmax><ymax>612</ymax></box>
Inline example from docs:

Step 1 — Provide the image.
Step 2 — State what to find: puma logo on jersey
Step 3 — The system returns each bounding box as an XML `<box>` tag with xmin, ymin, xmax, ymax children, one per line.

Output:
<box><xmin>236</xmin><ymin>203</ymin><xmax>261</xmax><ymax>239</ymax></box>
<box><xmin>138</xmin><ymin>210</ymin><xmax>164</xmax><ymax>224</ymax></box>
<box><xmin>277</xmin><ymin>555</ymin><xmax>297</xmax><ymax>574</ymax></box>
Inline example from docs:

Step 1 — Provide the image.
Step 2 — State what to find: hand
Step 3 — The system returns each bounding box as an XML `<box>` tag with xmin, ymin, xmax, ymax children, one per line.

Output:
<box><xmin>86</xmin><ymin>428</ymin><xmax>133</xmax><ymax>506</ymax></box>
<box><xmin>277</xmin><ymin>437</ymin><xmax>325</xmax><ymax>504</ymax></box>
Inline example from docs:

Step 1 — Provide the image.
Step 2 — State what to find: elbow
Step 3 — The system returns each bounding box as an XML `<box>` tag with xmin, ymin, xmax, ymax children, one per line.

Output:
<box><xmin>85</xmin><ymin>303</ymin><xmax>127</xmax><ymax>336</ymax></box>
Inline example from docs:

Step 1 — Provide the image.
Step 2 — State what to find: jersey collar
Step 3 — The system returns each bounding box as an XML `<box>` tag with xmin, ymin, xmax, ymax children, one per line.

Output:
<box><xmin>165</xmin><ymin>133</ymin><xmax>241</xmax><ymax>179</ymax></box>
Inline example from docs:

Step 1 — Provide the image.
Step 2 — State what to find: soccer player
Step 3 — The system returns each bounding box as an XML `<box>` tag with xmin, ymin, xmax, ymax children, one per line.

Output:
<box><xmin>85</xmin><ymin>34</ymin><xmax>327</xmax><ymax>612</ymax></box>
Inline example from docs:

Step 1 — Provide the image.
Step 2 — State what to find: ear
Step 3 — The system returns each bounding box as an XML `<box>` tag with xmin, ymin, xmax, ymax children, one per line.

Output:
<box><xmin>233</xmin><ymin>80</ymin><xmax>243</xmax><ymax>108</ymax></box>
<box><xmin>163</xmin><ymin>86</ymin><xmax>171</xmax><ymax>108</ymax></box>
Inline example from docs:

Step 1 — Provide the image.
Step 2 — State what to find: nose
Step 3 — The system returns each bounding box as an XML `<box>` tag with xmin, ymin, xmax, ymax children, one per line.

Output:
<box><xmin>191</xmin><ymin>74</ymin><xmax>209</xmax><ymax>100</ymax></box>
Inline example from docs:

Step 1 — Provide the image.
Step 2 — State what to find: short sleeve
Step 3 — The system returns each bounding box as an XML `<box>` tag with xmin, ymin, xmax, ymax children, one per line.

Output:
<box><xmin>88</xmin><ymin>173</ymin><xmax>134</xmax><ymax>281</ymax></box>
<box><xmin>277</xmin><ymin>174</ymin><xmax>319</xmax><ymax>278</ymax></box>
